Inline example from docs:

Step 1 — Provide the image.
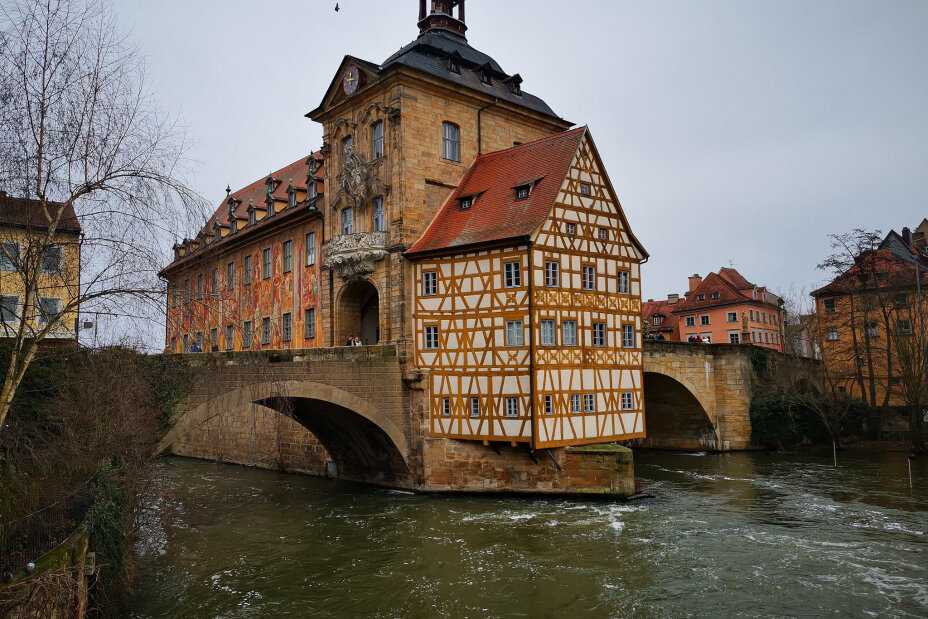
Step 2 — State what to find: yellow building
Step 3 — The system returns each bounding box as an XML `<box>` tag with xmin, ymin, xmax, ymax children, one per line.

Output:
<box><xmin>0</xmin><ymin>192</ymin><xmax>80</xmax><ymax>346</ymax></box>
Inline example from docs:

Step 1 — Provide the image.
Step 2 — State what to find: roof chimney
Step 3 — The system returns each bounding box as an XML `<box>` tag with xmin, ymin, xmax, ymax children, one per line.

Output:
<box><xmin>902</xmin><ymin>227</ymin><xmax>912</xmax><ymax>246</ymax></box>
<box><xmin>418</xmin><ymin>0</ymin><xmax>468</xmax><ymax>38</ymax></box>
<box><xmin>687</xmin><ymin>274</ymin><xmax>702</xmax><ymax>294</ymax></box>
<box><xmin>667</xmin><ymin>293</ymin><xmax>679</xmax><ymax>304</ymax></box>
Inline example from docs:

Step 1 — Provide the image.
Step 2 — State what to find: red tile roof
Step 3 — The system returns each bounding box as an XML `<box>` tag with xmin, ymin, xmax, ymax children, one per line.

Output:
<box><xmin>673</xmin><ymin>271</ymin><xmax>749</xmax><ymax>313</ymax></box>
<box><xmin>406</xmin><ymin>128</ymin><xmax>587</xmax><ymax>256</ymax></box>
<box><xmin>642</xmin><ymin>299</ymin><xmax>679</xmax><ymax>332</ymax></box>
<box><xmin>718</xmin><ymin>267</ymin><xmax>754</xmax><ymax>291</ymax></box>
<box><xmin>812</xmin><ymin>249</ymin><xmax>923</xmax><ymax>296</ymax></box>
<box><xmin>0</xmin><ymin>192</ymin><xmax>81</xmax><ymax>233</ymax></box>
<box><xmin>202</xmin><ymin>152</ymin><xmax>324</xmax><ymax>232</ymax></box>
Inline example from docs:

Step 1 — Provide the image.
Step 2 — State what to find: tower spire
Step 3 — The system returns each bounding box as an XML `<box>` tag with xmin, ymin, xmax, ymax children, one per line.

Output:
<box><xmin>418</xmin><ymin>0</ymin><xmax>467</xmax><ymax>38</ymax></box>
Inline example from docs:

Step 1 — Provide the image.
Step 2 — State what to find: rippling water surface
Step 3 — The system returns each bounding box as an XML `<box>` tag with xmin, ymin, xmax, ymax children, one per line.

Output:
<box><xmin>130</xmin><ymin>451</ymin><xmax>927</xmax><ymax>618</ymax></box>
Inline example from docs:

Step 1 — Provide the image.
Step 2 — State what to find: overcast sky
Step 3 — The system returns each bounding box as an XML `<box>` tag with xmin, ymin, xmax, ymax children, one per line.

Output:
<box><xmin>119</xmin><ymin>0</ymin><xmax>928</xmax><ymax>308</ymax></box>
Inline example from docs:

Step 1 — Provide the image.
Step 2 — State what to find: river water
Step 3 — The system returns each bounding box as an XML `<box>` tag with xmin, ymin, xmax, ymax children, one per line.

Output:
<box><xmin>130</xmin><ymin>451</ymin><xmax>927</xmax><ymax>618</ymax></box>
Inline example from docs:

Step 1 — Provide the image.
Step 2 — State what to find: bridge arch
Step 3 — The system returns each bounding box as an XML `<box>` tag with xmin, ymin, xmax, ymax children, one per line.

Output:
<box><xmin>642</xmin><ymin>359</ymin><xmax>719</xmax><ymax>451</ymax></box>
<box><xmin>159</xmin><ymin>379</ymin><xmax>412</xmax><ymax>487</ymax></box>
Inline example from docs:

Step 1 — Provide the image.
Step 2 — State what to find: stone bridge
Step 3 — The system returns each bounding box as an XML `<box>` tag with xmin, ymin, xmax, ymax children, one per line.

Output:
<box><xmin>641</xmin><ymin>341</ymin><xmax>756</xmax><ymax>451</ymax></box>
<box><xmin>158</xmin><ymin>342</ymin><xmax>782</xmax><ymax>492</ymax></box>
<box><xmin>157</xmin><ymin>345</ymin><xmax>637</xmax><ymax>495</ymax></box>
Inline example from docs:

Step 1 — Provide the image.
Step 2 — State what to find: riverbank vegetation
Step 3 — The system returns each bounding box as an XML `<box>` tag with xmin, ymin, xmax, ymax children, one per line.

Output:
<box><xmin>0</xmin><ymin>345</ymin><xmax>190</xmax><ymax>615</ymax></box>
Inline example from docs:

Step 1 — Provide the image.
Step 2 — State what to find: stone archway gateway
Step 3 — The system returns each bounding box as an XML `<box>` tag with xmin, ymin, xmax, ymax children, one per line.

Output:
<box><xmin>338</xmin><ymin>280</ymin><xmax>379</xmax><ymax>346</ymax></box>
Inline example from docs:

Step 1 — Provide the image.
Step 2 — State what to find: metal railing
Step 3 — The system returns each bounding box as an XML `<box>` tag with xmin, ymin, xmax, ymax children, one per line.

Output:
<box><xmin>0</xmin><ymin>476</ymin><xmax>97</xmax><ymax>577</ymax></box>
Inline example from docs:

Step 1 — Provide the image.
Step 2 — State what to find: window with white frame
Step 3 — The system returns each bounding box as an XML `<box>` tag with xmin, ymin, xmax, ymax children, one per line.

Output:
<box><xmin>622</xmin><ymin>324</ymin><xmax>634</xmax><ymax>348</ymax></box>
<box><xmin>262</xmin><ymin>248</ymin><xmax>272</xmax><ymax>279</ymax></box>
<box><xmin>581</xmin><ymin>265</ymin><xmax>596</xmax><ymax>290</ymax></box>
<box><xmin>593</xmin><ymin>322</ymin><xmax>606</xmax><ymax>347</ymax></box>
<box><xmin>442</xmin><ymin>397</ymin><xmax>451</xmax><ymax>416</ymax></box>
<box><xmin>583</xmin><ymin>393</ymin><xmax>595</xmax><ymax>413</ymax></box>
<box><xmin>505</xmin><ymin>397</ymin><xmax>519</xmax><ymax>418</ymax></box>
<box><xmin>506</xmin><ymin>320</ymin><xmax>524</xmax><ymax>346</ymax></box>
<box><xmin>544</xmin><ymin>395</ymin><xmax>553</xmax><ymax>415</ymax></box>
<box><xmin>621</xmin><ymin>392</ymin><xmax>634</xmax><ymax>410</ymax></box>
<box><xmin>686</xmin><ymin>315</ymin><xmax>695</xmax><ymax>327</ymax></box>
<box><xmin>305</xmin><ymin>308</ymin><xmax>316</xmax><ymax>339</ymax></box>
<box><xmin>653</xmin><ymin>316</ymin><xmax>662</xmax><ymax>326</ymax></box>
<box><xmin>618</xmin><ymin>270</ymin><xmax>629</xmax><ymax>294</ymax></box>
<box><xmin>41</xmin><ymin>245</ymin><xmax>62</xmax><ymax>274</ymax></box>
<box><xmin>37</xmin><ymin>297</ymin><xmax>61</xmax><ymax>325</ymax></box>
<box><xmin>0</xmin><ymin>295</ymin><xmax>19</xmax><ymax>324</ymax></box>
<box><xmin>306</xmin><ymin>232</ymin><xmax>316</xmax><ymax>266</ymax></box>
<box><xmin>540</xmin><ymin>319</ymin><xmax>556</xmax><ymax>346</ymax></box>
<box><xmin>262</xmin><ymin>317</ymin><xmax>271</xmax><ymax>345</ymax></box>
<box><xmin>562</xmin><ymin>320</ymin><xmax>577</xmax><ymax>346</ymax></box>
<box><xmin>423</xmin><ymin>271</ymin><xmax>437</xmax><ymax>296</ymax></box>
<box><xmin>371</xmin><ymin>120</ymin><xmax>384</xmax><ymax>159</ymax></box>
<box><xmin>442</xmin><ymin>122</ymin><xmax>460</xmax><ymax>161</ymax></box>
<box><xmin>700</xmin><ymin>315</ymin><xmax>710</xmax><ymax>326</ymax></box>
<box><xmin>1</xmin><ymin>242</ymin><xmax>20</xmax><ymax>271</ymax></box>
<box><xmin>424</xmin><ymin>325</ymin><xmax>439</xmax><ymax>349</ymax></box>
<box><xmin>342</xmin><ymin>208</ymin><xmax>354</xmax><ymax>235</ymax></box>
<box><xmin>544</xmin><ymin>261</ymin><xmax>559</xmax><ymax>287</ymax></box>
<box><xmin>470</xmin><ymin>397</ymin><xmax>480</xmax><ymax>417</ymax></box>
<box><xmin>729</xmin><ymin>332</ymin><xmax>740</xmax><ymax>344</ymax></box>
<box><xmin>372</xmin><ymin>197</ymin><xmax>385</xmax><ymax>232</ymax></box>
<box><xmin>571</xmin><ymin>393</ymin><xmax>582</xmax><ymax>414</ymax></box>
<box><xmin>283</xmin><ymin>240</ymin><xmax>293</xmax><ymax>273</ymax></box>
<box><xmin>727</xmin><ymin>312</ymin><xmax>737</xmax><ymax>323</ymax></box>
<box><xmin>701</xmin><ymin>334</ymin><xmax>712</xmax><ymax>343</ymax></box>
<box><xmin>503</xmin><ymin>261</ymin><xmax>521</xmax><ymax>288</ymax></box>
<box><xmin>282</xmin><ymin>313</ymin><xmax>292</xmax><ymax>342</ymax></box>
<box><xmin>226</xmin><ymin>325</ymin><xmax>234</xmax><ymax>350</ymax></box>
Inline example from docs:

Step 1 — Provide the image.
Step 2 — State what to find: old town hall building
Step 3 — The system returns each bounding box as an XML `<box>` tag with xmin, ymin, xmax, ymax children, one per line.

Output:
<box><xmin>161</xmin><ymin>1</ymin><xmax>648</xmax><ymax>448</ymax></box>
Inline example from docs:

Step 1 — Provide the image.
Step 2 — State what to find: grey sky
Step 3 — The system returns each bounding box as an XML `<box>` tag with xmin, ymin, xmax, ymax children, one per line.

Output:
<box><xmin>119</xmin><ymin>0</ymin><xmax>928</xmax><ymax>307</ymax></box>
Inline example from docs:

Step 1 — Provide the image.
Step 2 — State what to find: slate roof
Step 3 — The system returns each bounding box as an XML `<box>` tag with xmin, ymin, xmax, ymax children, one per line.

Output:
<box><xmin>0</xmin><ymin>192</ymin><xmax>81</xmax><ymax>233</ymax></box>
<box><xmin>380</xmin><ymin>31</ymin><xmax>561</xmax><ymax>121</ymax></box>
<box><xmin>405</xmin><ymin>127</ymin><xmax>587</xmax><ymax>256</ymax></box>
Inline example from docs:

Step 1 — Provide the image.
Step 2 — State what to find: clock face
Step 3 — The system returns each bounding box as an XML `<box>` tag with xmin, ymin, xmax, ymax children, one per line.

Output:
<box><xmin>343</xmin><ymin>65</ymin><xmax>360</xmax><ymax>96</ymax></box>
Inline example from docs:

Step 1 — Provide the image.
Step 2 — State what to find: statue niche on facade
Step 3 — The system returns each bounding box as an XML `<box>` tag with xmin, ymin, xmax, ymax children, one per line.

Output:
<box><xmin>336</xmin><ymin>143</ymin><xmax>388</xmax><ymax>209</ymax></box>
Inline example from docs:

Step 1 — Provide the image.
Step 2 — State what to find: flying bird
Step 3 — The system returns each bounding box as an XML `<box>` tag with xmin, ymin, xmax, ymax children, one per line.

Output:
<box><xmin>335</xmin><ymin>3</ymin><xmax>340</xmax><ymax>11</ymax></box>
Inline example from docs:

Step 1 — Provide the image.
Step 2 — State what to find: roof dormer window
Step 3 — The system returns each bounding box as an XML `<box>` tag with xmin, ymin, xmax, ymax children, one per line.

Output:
<box><xmin>507</xmin><ymin>73</ymin><xmax>523</xmax><ymax>96</ymax></box>
<box><xmin>515</xmin><ymin>185</ymin><xmax>530</xmax><ymax>201</ymax></box>
<box><xmin>287</xmin><ymin>179</ymin><xmax>297</xmax><ymax>209</ymax></box>
<box><xmin>459</xmin><ymin>196</ymin><xmax>473</xmax><ymax>210</ymax></box>
<box><xmin>478</xmin><ymin>66</ymin><xmax>492</xmax><ymax>85</ymax></box>
<box><xmin>696</xmin><ymin>294</ymin><xmax>705</xmax><ymax>301</ymax></box>
<box><xmin>711</xmin><ymin>291</ymin><xmax>720</xmax><ymax>299</ymax></box>
<box><xmin>449</xmin><ymin>56</ymin><xmax>460</xmax><ymax>74</ymax></box>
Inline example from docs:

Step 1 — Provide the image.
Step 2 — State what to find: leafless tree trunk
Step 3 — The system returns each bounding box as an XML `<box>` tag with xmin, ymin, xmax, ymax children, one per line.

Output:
<box><xmin>0</xmin><ymin>0</ymin><xmax>205</xmax><ymax>431</ymax></box>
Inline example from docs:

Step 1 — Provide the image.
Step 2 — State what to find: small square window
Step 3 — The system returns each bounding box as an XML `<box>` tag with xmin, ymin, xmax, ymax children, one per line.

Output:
<box><xmin>425</xmin><ymin>325</ymin><xmax>439</xmax><ymax>349</ymax></box>
<box><xmin>696</xmin><ymin>294</ymin><xmax>705</xmax><ymax>301</ymax></box>
<box><xmin>460</xmin><ymin>197</ymin><xmax>473</xmax><ymax>210</ymax></box>
<box><xmin>700</xmin><ymin>315</ymin><xmax>710</xmax><ymax>326</ymax></box>
<box><xmin>544</xmin><ymin>395</ymin><xmax>553</xmax><ymax>415</ymax></box>
<box><xmin>621</xmin><ymin>392</ymin><xmax>634</xmax><ymax>410</ymax></box>
<box><xmin>37</xmin><ymin>297</ymin><xmax>62</xmax><ymax>325</ymax></box>
<box><xmin>599</xmin><ymin>228</ymin><xmax>607</xmax><ymax>241</ymax></box>
<box><xmin>515</xmin><ymin>185</ymin><xmax>530</xmax><ymax>201</ymax></box>
<box><xmin>711</xmin><ymin>292</ymin><xmax>720</xmax><ymax>299</ymax></box>
<box><xmin>506</xmin><ymin>320</ymin><xmax>524</xmax><ymax>347</ymax></box>
<box><xmin>470</xmin><ymin>397</ymin><xmax>480</xmax><ymax>418</ymax></box>
<box><xmin>583</xmin><ymin>394</ymin><xmax>595</xmax><ymax>413</ymax></box>
<box><xmin>504</xmin><ymin>261</ymin><xmax>521</xmax><ymax>288</ymax></box>
<box><xmin>826</xmin><ymin>326</ymin><xmax>839</xmax><ymax>341</ymax></box>
<box><xmin>729</xmin><ymin>332</ymin><xmax>740</xmax><ymax>344</ymax></box>
<box><xmin>571</xmin><ymin>394</ymin><xmax>582</xmax><ymax>414</ymax></box>
<box><xmin>566</xmin><ymin>223</ymin><xmax>576</xmax><ymax>235</ymax></box>
<box><xmin>42</xmin><ymin>245</ymin><xmax>62</xmax><ymax>274</ymax></box>
<box><xmin>727</xmin><ymin>312</ymin><xmax>737</xmax><ymax>323</ymax></box>
<box><xmin>0</xmin><ymin>295</ymin><xmax>20</xmax><ymax>324</ymax></box>
<box><xmin>423</xmin><ymin>271</ymin><xmax>438</xmax><ymax>296</ymax></box>
<box><xmin>580</xmin><ymin>183</ymin><xmax>591</xmax><ymax>196</ymax></box>
<box><xmin>505</xmin><ymin>397</ymin><xmax>519</xmax><ymax>418</ymax></box>
<box><xmin>685</xmin><ymin>316</ymin><xmax>696</xmax><ymax>327</ymax></box>
<box><xmin>593</xmin><ymin>322</ymin><xmax>606</xmax><ymax>347</ymax></box>
<box><xmin>442</xmin><ymin>398</ymin><xmax>451</xmax><ymax>417</ymax></box>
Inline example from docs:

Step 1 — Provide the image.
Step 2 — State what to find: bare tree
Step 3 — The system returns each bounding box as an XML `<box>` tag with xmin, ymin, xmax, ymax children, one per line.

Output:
<box><xmin>892</xmin><ymin>285</ymin><xmax>927</xmax><ymax>451</ymax></box>
<box><xmin>0</xmin><ymin>0</ymin><xmax>204</xmax><ymax>431</ymax></box>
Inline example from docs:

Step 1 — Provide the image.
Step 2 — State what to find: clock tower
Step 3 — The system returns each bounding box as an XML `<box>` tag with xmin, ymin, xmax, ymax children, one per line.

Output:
<box><xmin>307</xmin><ymin>2</ymin><xmax>572</xmax><ymax>358</ymax></box>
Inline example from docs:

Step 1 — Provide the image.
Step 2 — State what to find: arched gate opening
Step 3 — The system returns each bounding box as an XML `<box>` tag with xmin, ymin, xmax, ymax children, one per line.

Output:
<box><xmin>642</xmin><ymin>372</ymin><xmax>718</xmax><ymax>450</ymax></box>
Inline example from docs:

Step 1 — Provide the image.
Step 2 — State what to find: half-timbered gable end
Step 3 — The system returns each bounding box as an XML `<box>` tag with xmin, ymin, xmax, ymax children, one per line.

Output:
<box><xmin>407</xmin><ymin>127</ymin><xmax>648</xmax><ymax>448</ymax></box>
